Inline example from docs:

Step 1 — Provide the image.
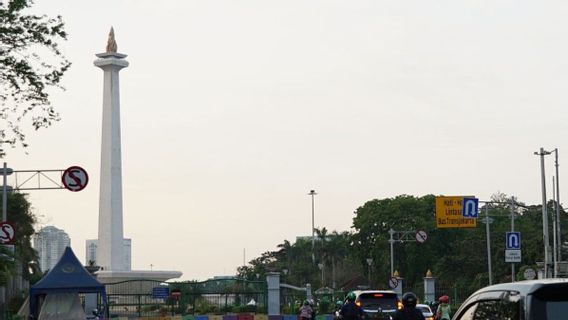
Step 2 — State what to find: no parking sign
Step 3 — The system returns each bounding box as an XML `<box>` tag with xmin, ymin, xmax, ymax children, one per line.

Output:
<box><xmin>62</xmin><ymin>166</ymin><xmax>89</xmax><ymax>192</ymax></box>
<box><xmin>0</xmin><ymin>222</ymin><xmax>16</xmax><ymax>244</ymax></box>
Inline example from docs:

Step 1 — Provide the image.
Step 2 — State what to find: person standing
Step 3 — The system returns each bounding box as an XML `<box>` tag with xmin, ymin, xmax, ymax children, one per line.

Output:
<box><xmin>393</xmin><ymin>292</ymin><xmax>425</xmax><ymax>320</ymax></box>
<box><xmin>300</xmin><ymin>300</ymin><xmax>313</xmax><ymax>320</ymax></box>
<box><xmin>339</xmin><ymin>292</ymin><xmax>364</xmax><ymax>320</ymax></box>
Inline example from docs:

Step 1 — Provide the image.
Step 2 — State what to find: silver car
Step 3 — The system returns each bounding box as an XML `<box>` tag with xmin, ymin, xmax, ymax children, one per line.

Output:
<box><xmin>416</xmin><ymin>304</ymin><xmax>435</xmax><ymax>320</ymax></box>
<box><xmin>452</xmin><ymin>278</ymin><xmax>568</xmax><ymax>320</ymax></box>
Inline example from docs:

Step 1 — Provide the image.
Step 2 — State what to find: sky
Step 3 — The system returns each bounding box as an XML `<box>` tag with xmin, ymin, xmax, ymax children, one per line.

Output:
<box><xmin>4</xmin><ymin>0</ymin><xmax>568</xmax><ymax>280</ymax></box>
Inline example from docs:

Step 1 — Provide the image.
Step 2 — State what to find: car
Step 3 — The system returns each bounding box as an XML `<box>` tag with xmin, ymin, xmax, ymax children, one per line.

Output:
<box><xmin>351</xmin><ymin>290</ymin><xmax>400</xmax><ymax>320</ymax></box>
<box><xmin>451</xmin><ymin>278</ymin><xmax>568</xmax><ymax>320</ymax></box>
<box><xmin>416</xmin><ymin>303</ymin><xmax>435</xmax><ymax>320</ymax></box>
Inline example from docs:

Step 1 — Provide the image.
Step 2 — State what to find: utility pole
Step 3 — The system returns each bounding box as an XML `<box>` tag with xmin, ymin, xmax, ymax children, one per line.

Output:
<box><xmin>309</xmin><ymin>190</ymin><xmax>317</xmax><ymax>264</ymax></box>
<box><xmin>554</xmin><ymin>149</ymin><xmax>562</xmax><ymax>264</ymax></box>
<box><xmin>553</xmin><ymin>177</ymin><xmax>558</xmax><ymax>277</ymax></box>
<box><xmin>510</xmin><ymin>199</ymin><xmax>516</xmax><ymax>281</ymax></box>
<box><xmin>536</xmin><ymin>148</ymin><xmax>551</xmax><ymax>278</ymax></box>
<box><xmin>485</xmin><ymin>204</ymin><xmax>493</xmax><ymax>285</ymax></box>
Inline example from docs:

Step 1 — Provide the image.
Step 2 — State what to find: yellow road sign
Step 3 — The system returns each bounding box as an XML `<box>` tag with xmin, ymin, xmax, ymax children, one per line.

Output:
<box><xmin>435</xmin><ymin>196</ymin><xmax>477</xmax><ymax>228</ymax></box>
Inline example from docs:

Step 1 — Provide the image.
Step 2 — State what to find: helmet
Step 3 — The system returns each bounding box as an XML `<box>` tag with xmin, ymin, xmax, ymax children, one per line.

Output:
<box><xmin>347</xmin><ymin>292</ymin><xmax>356</xmax><ymax>301</ymax></box>
<box><xmin>304</xmin><ymin>300</ymin><xmax>310</xmax><ymax>306</ymax></box>
<box><xmin>439</xmin><ymin>295</ymin><xmax>449</xmax><ymax>303</ymax></box>
<box><xmin>402</xmin><ymin>292</ymin><xmax>417</xmax><ymax>308</ymax></box>
<box><xmin>336</xmin><ymin>300</ymin><xmax>343</xmax><ymax>306</ymax></box>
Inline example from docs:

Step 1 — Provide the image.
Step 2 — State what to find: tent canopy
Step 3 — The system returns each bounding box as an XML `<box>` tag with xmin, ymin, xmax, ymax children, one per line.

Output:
<box><xmin>29</xmin><ymin>247</ymin><xmax>107</xmax><ymax>318</ymax></box>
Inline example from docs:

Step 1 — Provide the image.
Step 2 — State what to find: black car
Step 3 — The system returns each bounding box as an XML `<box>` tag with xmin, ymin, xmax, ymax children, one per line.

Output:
<box><xmin>452</xmin><ymin>278</ymin><xmax>568</xmax><ymax>320</ymax></box>
<box><xmin>352</xmin><ymin>290</ymin><xmax>400</xmax><ymax>320</ymax></box>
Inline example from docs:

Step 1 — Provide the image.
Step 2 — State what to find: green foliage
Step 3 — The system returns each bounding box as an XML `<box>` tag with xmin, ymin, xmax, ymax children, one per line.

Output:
<box><xmin>318</xmin><ymin>298</ymin><xmax>331</xmax><ymax>314</ymax></box>
<box><xmin>0</xmin><ymin>192</ymin><xmax>40</xmax><ymax>284</ymax></box>
<box><xmin>238</xmin><ymin>192</ymin><xmax>568</xmax><ymax>302</ymax></box>
<box><xmin>0</xmin><ymin>0</ymin><xmax>71</xmax><ymax>156</ymax></box>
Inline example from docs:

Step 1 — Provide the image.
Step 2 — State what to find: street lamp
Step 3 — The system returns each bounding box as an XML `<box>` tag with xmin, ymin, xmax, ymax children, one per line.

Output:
<box><xmin>318</xmin><ymin>263</ymin><xmax>324</xmax><ymax>287</ymax></box>
<box><xmin>366</xmin><ymin>258</ymin><xmax>373</xmax><ymax>286</ymax></box>
<box><xmin>309</xmin><ymin>190</ymin><xmax>317</xmax><ymax>264</ymax></box>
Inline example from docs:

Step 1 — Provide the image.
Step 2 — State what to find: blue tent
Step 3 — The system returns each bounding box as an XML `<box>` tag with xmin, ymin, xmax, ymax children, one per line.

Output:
<box><xmin>29</xmin><ymin>247</ymin><xmax>108</xmax><ymax>319</ymax></box>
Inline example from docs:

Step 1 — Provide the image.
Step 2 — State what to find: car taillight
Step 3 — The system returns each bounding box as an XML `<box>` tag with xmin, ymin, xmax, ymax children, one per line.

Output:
<box><xmin>356</xmin><ymin>301</ymin><xmax>361</xmax><ymax>307</ymax></box>
<box><xmin>397</xmin><ymin>301</ymin><xmax>403</xmax><ymax>309</ymax></box>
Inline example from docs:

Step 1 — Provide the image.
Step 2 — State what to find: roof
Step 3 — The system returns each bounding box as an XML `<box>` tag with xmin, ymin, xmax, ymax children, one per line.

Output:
<box><xmin>470</xmin><ymin>279</ymin><xmax>568</xmax><ymax>297</ymax></box>
<box><xmin>31</xmin><ymin>247</ymin><xmax>105</xmax><ymax>294</ymax></box>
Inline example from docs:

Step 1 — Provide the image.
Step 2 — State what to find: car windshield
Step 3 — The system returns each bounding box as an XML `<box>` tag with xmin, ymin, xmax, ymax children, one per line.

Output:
<box><xmin>531</xmin><ymin>284</ymin><xmax>568</xmax><ymax>320</ymax></box>
<box><xmin>358</xmin><ymin>293</ymin><xmax>398</xmax><ymax>310</ymax></box>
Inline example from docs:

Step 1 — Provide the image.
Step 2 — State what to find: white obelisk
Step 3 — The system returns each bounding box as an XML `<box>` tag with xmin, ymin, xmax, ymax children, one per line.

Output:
<box><xmin>94</xmin><ymin>27</ymin><xmax>128</xmax><ymax>271</ymax></box>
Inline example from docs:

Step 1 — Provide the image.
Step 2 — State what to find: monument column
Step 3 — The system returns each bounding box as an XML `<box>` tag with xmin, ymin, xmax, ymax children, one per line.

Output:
<box><xmin>94</xmin><ymin>27</ymin><xmax>128</xmax><ymax>271</ymax></box>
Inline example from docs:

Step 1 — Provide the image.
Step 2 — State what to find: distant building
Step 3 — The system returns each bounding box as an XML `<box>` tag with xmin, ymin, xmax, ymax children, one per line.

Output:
<box><xmin>33</xmin><ymin>226</ymin><xmax>71</xmax><ymax>272</ymax></box>
<box><xmin>86</xmin><ymin>239</ymin><xmax>131</xmax><ymax>270</ymax></box>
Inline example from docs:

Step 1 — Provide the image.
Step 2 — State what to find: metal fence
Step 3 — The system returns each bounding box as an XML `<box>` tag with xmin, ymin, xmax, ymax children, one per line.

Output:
<box><xmin>103</xmin><ymin>278</ymin><xmax>267</xmax><ymax>318</ymax></box>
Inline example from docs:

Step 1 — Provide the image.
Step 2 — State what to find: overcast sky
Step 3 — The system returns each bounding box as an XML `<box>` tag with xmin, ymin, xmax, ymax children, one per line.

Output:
<box><xmin>5</xmin><ymin>0</ymin><xmax>568</xmax><ymax>280</ymax></box>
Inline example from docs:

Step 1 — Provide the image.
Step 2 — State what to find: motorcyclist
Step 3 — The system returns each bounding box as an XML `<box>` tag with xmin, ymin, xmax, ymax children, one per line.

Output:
<box><xmin>436</xmin><ymin>295</ymin><xmax>451</xmax><ymax>320</ymax></box>
<box><xmin>334</xmin><ymin>300</ymin><xmax>344</xmax><ymax>319</ymax></box>
<box><xmin>299</xmin><ymin>300</ymin><xmax>313</xmax><ymax>320</ymax></box>
<box><xmin>339</xmin><ymin>292</ymin><xmax>364</xmax><ymax>320</ymax></box>
<box><xmin>393</xmin><ymin>292</ymin><xmax>425</xmax><ymax>320</ymax></box>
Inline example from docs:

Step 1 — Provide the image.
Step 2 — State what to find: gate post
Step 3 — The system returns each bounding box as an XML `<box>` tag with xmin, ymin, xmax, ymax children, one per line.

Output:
<box><xmin>423</xmin><ymin>269</ymin><xmax>435</xmax><ymax>303</ymax></box>
<box><xmin>267</xmin><ymin>272</ymin><xmax>281</xmax><ymax>316</ymax></box>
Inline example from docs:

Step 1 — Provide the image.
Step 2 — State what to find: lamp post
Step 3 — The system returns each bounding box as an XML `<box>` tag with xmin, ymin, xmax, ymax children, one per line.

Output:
<box><xmin>309</xmin><ymin>190</ymin><xmax>317</xmax><ymax>264</ymax></box>
<box><xmin>318</xmin><ymin>263</ymin><xmax>324</xmax><ymax>287</ymax></box>
<box><xmin>366</xmin><ymin>258</ymin><xmax>373</xmax><ymax>287</ymax></box>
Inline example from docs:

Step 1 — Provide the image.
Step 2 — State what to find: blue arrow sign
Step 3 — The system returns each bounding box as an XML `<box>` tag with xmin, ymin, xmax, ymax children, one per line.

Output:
<box><xmin>462</xmin><ymin>197</ymin><xmax>479</xmax><ymax>218</ymax></box>
<box><xmin>506</xmin><ymin>232</ymin><xmax>521</xmax><ymax>250</ymax></box>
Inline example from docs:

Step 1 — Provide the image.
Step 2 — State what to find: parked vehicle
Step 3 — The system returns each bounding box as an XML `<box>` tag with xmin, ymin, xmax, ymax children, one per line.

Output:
<box><xmin>452</xmin><ymin>278</ymin><xmax>568</xmax><ymax>320</ymax></box>
<box><xmin>416</xmin><ymin>303</ymin><xmax>435</xmax><ymax>320</ymax></box>
<box><xmin>350</xmin><ymin>290</ymin><xmax>399</xmax><ymax>320</ymax></box>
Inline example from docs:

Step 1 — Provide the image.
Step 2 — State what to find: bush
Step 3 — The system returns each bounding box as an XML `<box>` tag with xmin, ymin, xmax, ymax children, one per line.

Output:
<box><xmin>318</xmin><ymin>299</ymin><xmax>331</xmax><ymax>314</ymax></box>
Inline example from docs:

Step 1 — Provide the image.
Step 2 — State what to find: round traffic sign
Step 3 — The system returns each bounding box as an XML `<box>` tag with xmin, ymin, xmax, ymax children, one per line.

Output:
<box><xmin>0</xmin><ymin>222</ymin><xmax>16</xmax><ymax>244</ymax></box>
<box><xmin>415</xmin><ymin>230</ymin><xmax>428</xmax><ymax>243</ymax></box>
<box><xmin>523</xmin><ymin>268</ymin><xmax>536</xmax><ymax>280</ymax></box>
<box><xmin>62</xmin><ymin>166</ymin><xmax>89</xmax><ymax>192</ymax></box>
<box><xmin>388</xmin><ymin>276</ymin><xmax>399</xmax><ymax>289</ymax></box>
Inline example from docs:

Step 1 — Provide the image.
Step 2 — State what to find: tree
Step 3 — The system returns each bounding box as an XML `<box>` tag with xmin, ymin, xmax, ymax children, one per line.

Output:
<box><xmin>0</xmin><ymin>0</ymin><xmax>71</xmax><ymax>156</ymax></box>
<box><xmin>1</xmin><ymin>192</ymin><xmax>39</xmax><ymax>282</ymax></box>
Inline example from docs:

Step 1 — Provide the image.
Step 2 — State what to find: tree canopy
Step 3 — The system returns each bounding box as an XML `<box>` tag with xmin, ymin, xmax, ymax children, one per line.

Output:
<box><xmin>0</xmin><ymin>0</ymin><xmax>71</xmax><ymax>156</ymax></box>
<box><xmin>0</xmin><ymin>192</ymin><xmax>40</xmax><ymax>286</ymax></box>
<box><xmin>238</xmin><ymin>193</ymin><xmax>567</xmax><ymax>302</ymax></box>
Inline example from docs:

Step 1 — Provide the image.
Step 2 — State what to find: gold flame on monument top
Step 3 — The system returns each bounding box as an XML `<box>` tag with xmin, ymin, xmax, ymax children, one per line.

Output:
<box><xmin>106</xmin><ymin>27</ymin><xmax>118</xmax><ymax>53</ymax></box>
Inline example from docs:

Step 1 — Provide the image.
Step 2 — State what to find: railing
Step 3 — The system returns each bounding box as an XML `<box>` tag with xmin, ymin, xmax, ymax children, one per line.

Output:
<box><xmin>103</xmin><ymin>278</ymin><xmax>267</xmax><ymax>318</ymax></box>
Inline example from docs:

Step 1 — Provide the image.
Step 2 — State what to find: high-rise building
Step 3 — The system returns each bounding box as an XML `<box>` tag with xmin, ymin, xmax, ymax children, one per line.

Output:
<box><xmin>85</xmin><ymin>238</ymin><xmax>131</xmax><ymax>270</ymax></box>
<box><xmin>33</xmin><ymin>226</ymin><xmax>71</xmax><ymax>272</ymax></box>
